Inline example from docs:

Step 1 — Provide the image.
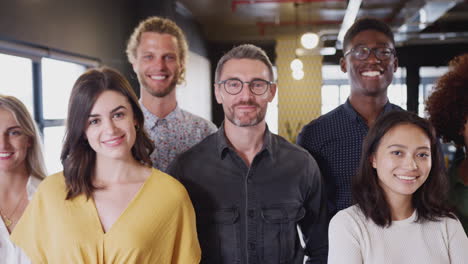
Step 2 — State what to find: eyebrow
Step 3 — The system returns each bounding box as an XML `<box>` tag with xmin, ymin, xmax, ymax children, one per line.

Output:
<box><xmin>88</xmin><ymin>105</ymin><xmax>127</xmax><ymax>117</ymax></box>
<box><xmin>354</xmin><ymin>42</ymin><xmax>392</xmax><ymax>47</ymax></box>
<box><xmin>222</xmin><ymin>76</ymin><xmax>270</xmax><ymax>82</ymax></box>
<box><xmin>6</xmin><ymin>126</ymin><xmax>21</xmax><ymax>131</ymax></box>
<box><xmin>387</xmin><ymin>144</ymin><xmax>430</xmax><ymax>150</ymax></box>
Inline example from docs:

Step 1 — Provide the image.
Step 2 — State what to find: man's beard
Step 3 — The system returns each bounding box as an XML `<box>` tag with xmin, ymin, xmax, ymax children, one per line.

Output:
<box><xmin>225</xmin><ymin>100</ymin><xmax>266</xmax><ymax>127</ymax></box>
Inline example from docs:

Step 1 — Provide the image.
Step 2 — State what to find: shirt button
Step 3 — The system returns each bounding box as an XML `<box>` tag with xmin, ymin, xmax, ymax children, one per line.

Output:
<box><xmin>248</xmin><ymin>209</ymin><xmax>255</xmax><ymax>218</ymax></box>
<box><xmin>248</xmin><ymin>242</ymin><xmax>256</xmax><ymax>250</ymax></box>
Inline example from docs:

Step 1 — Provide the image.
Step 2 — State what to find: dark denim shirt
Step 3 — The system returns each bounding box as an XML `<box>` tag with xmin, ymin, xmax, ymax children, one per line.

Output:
<box><xmin>297</xmin><ymin>99</ymin><xmax>402</xmax><ymax>219</ymax></box>
<box><xmin>168</xmin><ymin>125</ymin><xmax>328</xmax><ymax>264</ymax></box>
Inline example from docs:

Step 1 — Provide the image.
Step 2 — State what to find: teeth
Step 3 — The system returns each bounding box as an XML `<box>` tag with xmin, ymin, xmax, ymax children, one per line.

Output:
<box><xmin>150</xmin><ymin>75</ymin><xmax>166</xmax><ymax>80</ymax></box>
<box><xmin>396</xmin><ymin>175</ymin><xmax>417</xmax><ymax>181</ymax></box>
<box><xmin>104</xmin><ymin>137</ymin><xmax>122</xmax><ymax>145</ymax></box>
<box><xmin>362</xmin><ymin>71</ymin><xmax>381</xmax><ymax>77</ymax></box>
<box><xmin>0</xmin><ymin>152</ymin><xmax>13</xmax><ymax>158</ymax></box>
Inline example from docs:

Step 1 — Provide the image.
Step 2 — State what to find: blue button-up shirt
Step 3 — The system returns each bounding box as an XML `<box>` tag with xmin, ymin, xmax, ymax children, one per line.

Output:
<box><xmin>297</xmin><ymin>99</ymin><xmax>402</xmax><ymax>218</ymax></box>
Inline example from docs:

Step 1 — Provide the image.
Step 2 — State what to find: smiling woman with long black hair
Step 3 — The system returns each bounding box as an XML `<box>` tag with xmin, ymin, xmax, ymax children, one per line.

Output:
<box><xmin>328</xmin><ymin>111</ymin><xmax>468</xmax><ymax>264</ymax></box>
<box><xmin>11</xmin><ymin>67</ymin><xmax>200</xmax><ymax>264</ymax></box>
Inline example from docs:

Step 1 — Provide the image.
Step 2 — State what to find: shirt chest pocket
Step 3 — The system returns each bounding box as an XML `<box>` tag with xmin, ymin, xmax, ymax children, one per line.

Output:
<box><xmin>197</xmin><ymin>208</ymin><xmax>241</xmax><ymax>264</ymax></box>
<box><xmin>261</xmin><ymin>206</ymin><xmax>305</xmax><ymax>264</ymax></box>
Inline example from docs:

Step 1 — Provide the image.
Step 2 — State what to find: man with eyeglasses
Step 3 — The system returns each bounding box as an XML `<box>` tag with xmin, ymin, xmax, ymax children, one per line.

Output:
<box><xmin>168</xmin><ymin>44</ymin><xmax>328</xmax><ymax>264</ymax></box>
<box><xmin>297</xmin><ymin>17</ymin><xmax>403</xmax><ymax>220</ymax></box>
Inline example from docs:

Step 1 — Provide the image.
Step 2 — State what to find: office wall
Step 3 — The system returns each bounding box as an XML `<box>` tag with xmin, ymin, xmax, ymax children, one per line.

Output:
<box><xmin>0</xmin><ymin>0</ymin><xmax>135</xmax><ymax>75</ymax></box>
<box><xmin>276</xmin><ymin>35</ymin><xmax>322</xmax><ymax>143</ymax></box>
<box><xmin>0</xmin><ymin>0</ymin><xmax>213</xmax><ymax>120</ymax></box>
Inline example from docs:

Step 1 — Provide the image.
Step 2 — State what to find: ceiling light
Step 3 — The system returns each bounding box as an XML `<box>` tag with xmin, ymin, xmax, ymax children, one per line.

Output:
<box><xmin>337</xmin><ymin>0</ymin><xmax>362</xmax><ymax>48</ymax></box>
<box><xmin>320</xmin><ymin>47</ymin><xmax>337</xmax><ymax>56</ymax></box>
<box><xmin>290</xmin><ymin>58</ymin><xmax>303</xmax><ymax>71</ymax></box>
<box><xmin>292</xmin><ymin>69</ymin><xmax>304</xmax><ymax>80</ymax></box>
<box><xmin>301</xmin><ymin>32</ymin><xmax>320</xmax><ymax>49</ymax></box>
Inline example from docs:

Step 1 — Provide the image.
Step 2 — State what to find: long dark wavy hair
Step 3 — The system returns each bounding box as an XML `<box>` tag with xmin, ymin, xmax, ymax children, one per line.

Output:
<box><xmin>353</xmin><ymin>111</ymin><xmax>454</xmax><ymax>227</ymax></box>
<box><xmin>61</xmin><ymin>67</ymin><xmax>154</xmax><ymax>200</ymax></box>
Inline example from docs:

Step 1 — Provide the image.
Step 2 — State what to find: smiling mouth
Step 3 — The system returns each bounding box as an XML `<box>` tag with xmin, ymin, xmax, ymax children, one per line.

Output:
<box><xmin>149</xmin><ymin>75</ymin><xmax>168</xmax><ymax>80</ymax></box>
<box><xmin>361</xmin><ymin>70</ymin><xmax>383</xmax><ymax>77</ymax></box>
<box><xmin>0</xmin><ymin>152</ymin><xmax>13</xmax><ymax>158</ymax></box>
<box><xmin>102</xmin><ymin>135</ymin><xmax>125</xmax><ymax>146</ymax></box>
<box><xmin>394</xmin><ymin>174</ymin><xmax>419</xmax><ymax>182</ymax></box>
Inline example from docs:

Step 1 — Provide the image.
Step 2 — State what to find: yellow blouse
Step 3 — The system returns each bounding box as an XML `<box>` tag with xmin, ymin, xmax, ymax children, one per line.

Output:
<box><xmin>11</xmin><ymin>169</ymin><xmax>201</xmax><ymax>264</ymax></box>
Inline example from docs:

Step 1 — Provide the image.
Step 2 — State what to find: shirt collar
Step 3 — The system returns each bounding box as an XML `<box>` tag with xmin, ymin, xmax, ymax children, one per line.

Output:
<box><xmin>215</xmin><ymin>122</ymin><xmax>274</xmax><ymax>161</ymax></box>
<box><xmin>343</xmin><ymin>98</ymin><xmax>394</xmax><ymax>123</ymax></box>
<box><xmin>139</xmin><ymin>101</ymin><xmax>182</xmax><ymax>130</ymax></box>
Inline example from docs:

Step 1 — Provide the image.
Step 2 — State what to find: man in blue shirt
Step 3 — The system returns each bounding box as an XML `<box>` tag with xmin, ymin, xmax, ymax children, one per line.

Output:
<box><xmin>169</xmin><ymin>44</ymin><xmax>328</xmax><ymax>264</ymax></box>
<box><xmin>297</xmin><ymin>18</ymin><xmax>402</xmax><ymax>218</ymax></box>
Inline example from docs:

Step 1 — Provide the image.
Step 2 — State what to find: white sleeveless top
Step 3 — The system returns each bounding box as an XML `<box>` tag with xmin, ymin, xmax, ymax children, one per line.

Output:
<box><xmin>0</xmin><ymin>176</ymin><xmax>41</xmax><ymax>264</ymax></box>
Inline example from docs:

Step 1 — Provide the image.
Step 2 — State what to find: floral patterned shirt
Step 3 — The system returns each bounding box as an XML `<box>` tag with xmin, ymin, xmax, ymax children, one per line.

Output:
<box><xmin>140</xmin><ymin>103</ymin><xmax>217</xmax><ymax>172</ymax></box>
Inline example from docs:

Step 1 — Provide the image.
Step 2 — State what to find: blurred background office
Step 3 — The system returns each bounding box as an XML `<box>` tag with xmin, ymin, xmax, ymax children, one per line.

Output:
<box><xmin>1</xmin><ymin>0</ymin><xmax>467</xmax><ymax>174</ymax></box>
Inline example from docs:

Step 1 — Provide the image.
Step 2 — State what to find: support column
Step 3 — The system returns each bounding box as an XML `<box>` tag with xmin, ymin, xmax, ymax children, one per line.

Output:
<box><xmin>276</xmin><ymin>35</ymin><xmax>322</xmax><ymax>143</ymax></box>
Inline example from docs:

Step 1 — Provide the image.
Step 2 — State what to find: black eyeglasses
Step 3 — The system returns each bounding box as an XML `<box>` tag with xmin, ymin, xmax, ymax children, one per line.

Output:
<box><xmin>217</xmin><ymin>78</ymin><xmax>273</xmax><ymax>95</ymax></box>
<box><xmin>344</xmin><ymin>46</ymin><xmax>395</xmax><ymax>61</ymax></box>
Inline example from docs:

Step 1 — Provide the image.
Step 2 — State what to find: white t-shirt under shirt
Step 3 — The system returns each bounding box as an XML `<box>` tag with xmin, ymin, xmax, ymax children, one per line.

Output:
<box><xmin>328</xmin><ymin>205</ymin><xmax>468</xmax><ymax>264</ymax></box>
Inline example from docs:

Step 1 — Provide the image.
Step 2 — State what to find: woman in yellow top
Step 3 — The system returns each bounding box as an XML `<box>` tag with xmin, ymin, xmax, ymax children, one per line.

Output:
<box><xmin>11</xmin><ymin>67</ymin><xmax>201</xmax><ymax>264</ymax></box>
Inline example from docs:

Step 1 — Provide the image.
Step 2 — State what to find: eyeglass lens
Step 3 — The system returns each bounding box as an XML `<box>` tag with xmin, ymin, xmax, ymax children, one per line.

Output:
<box><xmin>352</xmin><ymin>46</ymin><xmax>393</xmax><ymax>60</ymax></box>
<box><xmin>224</xmin><ymin>79</ymin><xmax>269</xmax><ymax>95</ymax></box>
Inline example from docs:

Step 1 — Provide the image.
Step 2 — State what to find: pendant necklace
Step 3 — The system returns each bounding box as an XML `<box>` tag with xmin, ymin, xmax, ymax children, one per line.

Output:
<box><xmin>0</xmin><ymin>188</ymin><xmax>26</xmax><ymax>228</ymax></box>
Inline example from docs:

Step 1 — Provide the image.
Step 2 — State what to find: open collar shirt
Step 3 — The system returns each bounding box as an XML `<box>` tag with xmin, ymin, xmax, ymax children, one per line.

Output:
<box><xmin>168</xmin><ymin>124</ymin><xmax>328</xmax><ymax>264</ymax></box>
<box><xmin>297</xmin><ymin>99</ymin><xmax>402</xmax><ymax>218</ymax></box>
<box><xmin>140</xmin><ymin>102</ymin><xmax>217</xmax><ymax>172</ymax></box>
<box><xmin>0</xmin><ymin>176</ymin><xmax>41</xmax><ymax>264</ymax></box>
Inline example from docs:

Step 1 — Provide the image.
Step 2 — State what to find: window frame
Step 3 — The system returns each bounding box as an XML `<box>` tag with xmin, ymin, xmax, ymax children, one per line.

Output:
<box><xmin>0</xmin><ymin>38</ymin><xmax>99</xmax><ymax>134</ymax></box>
<box><xmin>1</xmin><ymin>39</ymin><xmax>99</xmax><ymax>173</ymax></box>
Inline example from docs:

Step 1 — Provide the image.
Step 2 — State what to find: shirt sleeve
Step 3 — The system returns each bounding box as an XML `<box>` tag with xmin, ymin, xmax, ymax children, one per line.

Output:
<box><xmin>298</xmin><ymin>156</ymin><xmax>329</xmax><ymax>264</ymax></box>
<box><xmin>447</xmin><ymin>217</ymin><xmax>468</xmax><ymax>263</ymax></box>
<box><xmin>327</xmin><ymin>210</ymin><xmax>363</xmax><ymax>264</ymax></box>
<box><xmin>170</xmin><ymin>187</ymin><xmax>201</xmax><ymax>264</ymax></box>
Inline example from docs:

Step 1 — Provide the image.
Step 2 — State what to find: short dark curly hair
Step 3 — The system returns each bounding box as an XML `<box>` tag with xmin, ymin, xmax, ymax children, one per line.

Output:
<box><xmin>426</xmin><ymin>53</ymin><xmax>468</xmax><ymax>147</ymax></box>
<box><xmin>343</xmin><ymin>17</ymin><xmax>395</xmax><ymax>51</ymax></box>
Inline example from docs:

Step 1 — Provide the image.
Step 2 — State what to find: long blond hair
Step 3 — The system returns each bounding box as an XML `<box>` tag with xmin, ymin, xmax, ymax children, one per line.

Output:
<box><xmin>0</xmin><ymin>95</ymin><xmax>46</xmax><ymax>179</ymax></box>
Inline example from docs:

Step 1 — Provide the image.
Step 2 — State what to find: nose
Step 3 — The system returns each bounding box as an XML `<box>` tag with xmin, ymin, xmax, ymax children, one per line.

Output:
<box><xmin>103</xmin><ymin>120</ymin><xmax>118</xmax><ymax>134</ymax></box>
<box><xmin>366</xmin><ymin>50</ymin><xmax>381</xmax><ymax>64</ymax></box>
<box><xmin>238</xmin><ymin>82</ymin><xmax>255</xmax><ymax>99</ymax></box>
<box><xmin>403</xmin><ymin>156</ymin><xmax>418</xmax><ymax>170</ymax></box>
<box><xmin>154</xmin><ymin>56</ymin><xmax>167</xmax><ymax>70</ymax></box>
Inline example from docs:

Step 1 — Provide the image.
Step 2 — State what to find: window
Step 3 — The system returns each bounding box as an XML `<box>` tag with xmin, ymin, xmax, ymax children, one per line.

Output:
<box><xmin>1</xmin><ymin>40</ymin><xmax>98</xmax><ymax>174</ymax></box>
<box><xmin>0</xmin><ymin>53</ymin><xmax>34</xmax><ymax>115</ymax></box>
<box><xmin>321</xmin><ymin>65</ymin><xmax>407</xmax><ymax>114</ymax></box>
<box><xmin>418</xmin><ymin>66</ymin><xmax>449</xmax><ymax>117</ymax></box>
<box><xmin>41</xmin><ymin>58</ymin><xmax>87</xmax><ymax>173</ymax></box>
